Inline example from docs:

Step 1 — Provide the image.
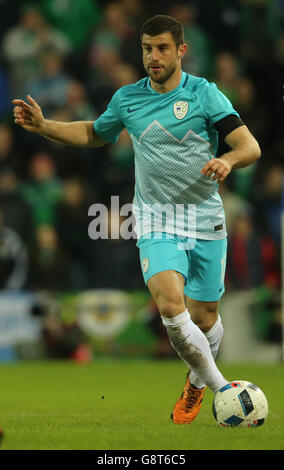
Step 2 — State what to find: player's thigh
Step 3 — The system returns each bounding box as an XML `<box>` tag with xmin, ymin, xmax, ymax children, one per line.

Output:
<box><xmin>147</xmin><ymin>270</ymin><xmax>186</xmax><ymax>316</ymax></box>
<box><xmin>137</xmin><ymin>233</ymin><xmax>188</xmax><ymax>316</ymax></box>
<box><xmin>137</xmin><ymin>232</ymin><xmax>188</xmax><ymax>285</ymax></box>
<box><xmin>184</xmin><ymin>238</ymin><xmax>227</xmax><ymax>303</ymax></box>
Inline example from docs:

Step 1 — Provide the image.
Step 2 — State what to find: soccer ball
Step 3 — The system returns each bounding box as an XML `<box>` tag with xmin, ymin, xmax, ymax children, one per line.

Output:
<box><xmin>212</xmin><ymin>380</ymin><xmax>268</xmax><ymax>427</ymax></box>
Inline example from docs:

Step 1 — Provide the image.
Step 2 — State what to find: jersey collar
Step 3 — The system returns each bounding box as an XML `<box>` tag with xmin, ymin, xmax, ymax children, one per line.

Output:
<box><xmin>146</xmin><ymin>70</ymin><xmax>188</xmax><ymax>95</ymax></box>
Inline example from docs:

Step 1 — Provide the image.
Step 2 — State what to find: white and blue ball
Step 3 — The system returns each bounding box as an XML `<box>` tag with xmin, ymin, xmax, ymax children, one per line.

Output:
<box><xmin>213</xmin><ymin>380</ymin><xmax>268</xmax><ymax>427</ymax></box>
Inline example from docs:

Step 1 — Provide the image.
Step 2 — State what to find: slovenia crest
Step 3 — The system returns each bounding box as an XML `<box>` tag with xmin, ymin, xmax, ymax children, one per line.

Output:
<box><xmin>173</xmin><ymin>101</ymin><xmax>188</xmax><ymax>120</ymax></box>
<box><xmin>142</xmin><ymin>257</ymin><xmax>149</xmax><ymax>273</ymax></box>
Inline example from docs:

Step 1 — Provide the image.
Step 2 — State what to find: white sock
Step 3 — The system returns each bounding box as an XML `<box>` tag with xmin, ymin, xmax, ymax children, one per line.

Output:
<box><xmin>190</xmin><ymin>314</ymin><xmax>224</xmax><ymax>389</ymax></box>
<box><xmin>161</xmin><ymin>309</ymin><xmax>227</xmax><ymax>393</ymax></box>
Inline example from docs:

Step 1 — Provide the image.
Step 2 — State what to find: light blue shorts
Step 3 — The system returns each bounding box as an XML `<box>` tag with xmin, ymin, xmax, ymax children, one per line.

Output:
<box><xmin>137</xmin><ymin>232</ymin><xmax>227</xmax><ymax>302</ymax></box>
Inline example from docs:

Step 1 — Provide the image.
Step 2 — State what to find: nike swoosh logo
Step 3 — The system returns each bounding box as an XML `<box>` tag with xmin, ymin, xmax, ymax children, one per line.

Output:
<box><xmin>127</xmin><ymin>107</ymin><xmax>142</xmax><ymax>113</ymax></box>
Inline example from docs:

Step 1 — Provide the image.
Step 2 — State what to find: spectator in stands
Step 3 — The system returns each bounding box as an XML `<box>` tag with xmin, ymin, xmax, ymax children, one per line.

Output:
<box><xmin>0</xmin><ymin>0</ymin><xmax>22</xmax><ymax>43</ymax></box>
<box><xmin>88</xmin><ymin>43</ymin><xmax>121</xmax><ymax>111</ymax></box>
<box><xmin>28</xmin><ymin>223</ymin><xmax>71</xmax><ymax>290</ymax></box>
<box><xmin>2</xmin><ymin>3</ymin><xmax>71</xmax><ymax>95</ymax></box>
<box><xmin>235</xmin><ymin>76</ymin><xmax>269</xmax><ymax>147</ymax></box>
<box><xmin>0</xmin><ymin>123</ymin><xmax>24</xmax><ymax>176</ymax></box>
<box><xmin>253</xmin><ymin>163</ymin><xmax>284</xmax><ymax>249</ymax></box>
<box><xmin>218</xmin><ymin>181</ymin><xmax>247</xmax><ymax>235</ymax></box>
<box><xmin>65</xmin><ymin>80</ymin><xmax>98</xmax><ymax>122</ymax></box>
<box><xmin>239</xmin><ymin>0</ymin><xmax>281</xmax><ymax>67</ymax></box>
<box><xmin>56</xmin><ymin>178</ymin><xmax>94</xmax><ymax>289</ymax></box>
<box><xmin>213</xmin><ymin>51</ymin><xmax>241</xmax><ymax>105</ymax></box>
<box><xmin>31</xmin><ymin>293</ymin><xmax>92</xmax><ymax>362</ymax></box>
<box><xmin>20</xmin><ymin>152</ymin><xmax>63</xmax><ymax>228</ymax></box>
<box><xmin>40</xmin><ymin>0</ymin><xmax>101</xmax><ymax>52</ymax></box>
<box><xmin>0</xmin><ymin>65</ymin><xmax>10</xmax><ymax>120</ymax></box>
<box><xmin>0</xmin><ymin>210</ymin><xmax>28</xmax><ymax>289</ymax></box>
<box><xmin>87</xmin><ymin>2</ymin><xmax>136</xmax><ymax>106</ymax></box>
<box><xmin>104</xmin><ymin>129</ymin><xmax>135</xmax><ymax>206</ymax></box>
<box><xmin>118</xmin><ymin>0</ymin><xmax>148</xmax><ymax>75</ymax></box>
<box><xmin>0</xmin><ymin>168</ymin><xmax>32</xmax><ymax>243</ymax></box>
<box><xmin>22</xmin><ymin>48</ymin><xmax>72</xmax><ymax>117</ymax></box>
<box><xmin>94</xmin><ymin>1</ymin><xmax>134</xmax><ymax>53</ymax></box>
<box><xmin>42</xmin><ymin>82</ymin><xmax>100</xmax><ymax>183</ymax></box>
<box><xmin>226</xmin><ymin>207</ymin><xmax>280</xmax><ymax>291</ymax></box>
<box><xmin>107</xmin><ymin>61</ymin><xmax>140</xmax><ymax>91</ymax></box>
<box><xmin>90</xmin><ymin>207</ymin><xmax>144</xmax><ymax>290</ymax></box>
<box><xmin>267</xmin><ymin>32</ymin><xmax>284</xmax><ymax>146</ymax></box>
<box><xmin>168</xmin><ymin>3</ymin><xmax>213</xmax><ymax>77</ymax></box>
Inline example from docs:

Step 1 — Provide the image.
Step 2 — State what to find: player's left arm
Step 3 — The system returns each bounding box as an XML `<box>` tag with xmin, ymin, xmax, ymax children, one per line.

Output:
<box><xmin>201</xmin><ymin>125</ymin><xmax>261</xmax><ymax>183</ymax></box>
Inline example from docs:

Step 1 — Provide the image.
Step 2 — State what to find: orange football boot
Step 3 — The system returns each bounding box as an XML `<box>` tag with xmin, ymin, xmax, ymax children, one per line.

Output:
<box><xmin>171</xmin><ymin>372</ymin><xmax>206</xmax><ymax>424</ymax></box>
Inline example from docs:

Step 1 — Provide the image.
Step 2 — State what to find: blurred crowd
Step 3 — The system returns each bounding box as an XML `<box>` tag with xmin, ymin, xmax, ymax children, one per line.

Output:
<box><xmin>0</xmin><ymin>0</ymin><xmax>283</xmax><ymax>304</ymax></box>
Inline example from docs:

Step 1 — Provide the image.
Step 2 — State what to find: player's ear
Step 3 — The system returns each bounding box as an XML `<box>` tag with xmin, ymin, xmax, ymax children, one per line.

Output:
<box><xmin>178</xmin><ymin>43</ymin><xmax>188</xmax><ymax>59</ymax></box>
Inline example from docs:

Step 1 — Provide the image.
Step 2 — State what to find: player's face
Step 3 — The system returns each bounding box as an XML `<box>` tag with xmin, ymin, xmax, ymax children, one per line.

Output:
<box><xmin>142</xmin><ymin>33</ymin><xmax>185</xmax><ymax>85</ymax></box>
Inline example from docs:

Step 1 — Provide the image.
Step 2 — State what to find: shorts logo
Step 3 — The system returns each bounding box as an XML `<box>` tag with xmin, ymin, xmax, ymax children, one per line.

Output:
<box><xmin>142</xmin><ymin>257</ymin><xmax>149</xmax><ymax>273</ymax></box>
<box><xmin>173</xmin><ymin>101</ymin><xmax>188</xmax><ymax>120</ymax></box>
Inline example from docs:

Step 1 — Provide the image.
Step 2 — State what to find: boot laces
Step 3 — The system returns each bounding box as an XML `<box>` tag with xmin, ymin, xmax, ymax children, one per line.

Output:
<box><xmin>183</xmin><ymin>386</ymin><xmax>201</xmax><ymax>412</ymax></box>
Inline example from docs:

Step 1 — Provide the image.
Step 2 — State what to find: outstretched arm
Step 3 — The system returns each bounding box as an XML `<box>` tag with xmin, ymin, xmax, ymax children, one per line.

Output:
<box><xmin>13</xmin><ymin>95</ymin><xmax>107</xmax><ymax>148</ymax></box>
<box><xmin>201</xmin><ymin>125</ymin><xmax>261</xmax><ymax>183</ymax></box>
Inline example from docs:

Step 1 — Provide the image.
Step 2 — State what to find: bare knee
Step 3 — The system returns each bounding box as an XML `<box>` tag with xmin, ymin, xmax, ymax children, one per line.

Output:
<box><xmin>186</xmin><ymin>300</ymin><xmax>219</xmax><ymax>332</ymax></box>
<box><xmin>159</xmin><ymin>299</ymin><xmax>186</xmax><ymax>317</ymax></box>
<box><xmin>195</xmin><ymin>311</ymin><xmax>218</xmax><ymax>332</ymax></box>
<box><xmin>147</xmin><ymin>271</ymin><xmax>186</xmax><ymax>318</ymax></box>
<box><xmin>153</xmin><ymin>289</ymin><xmax>185</xmax><ymax>318</ymax></box>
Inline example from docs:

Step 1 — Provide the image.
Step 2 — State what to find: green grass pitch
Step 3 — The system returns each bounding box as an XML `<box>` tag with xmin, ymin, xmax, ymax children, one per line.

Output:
<box><xmin>0</xmin><ymin>359</ymin><xmax>283</xmax><ymax>450</ymax></box>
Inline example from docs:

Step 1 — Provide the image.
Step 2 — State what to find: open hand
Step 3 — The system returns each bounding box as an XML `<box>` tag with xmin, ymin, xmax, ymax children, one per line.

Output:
<box><xmin>13</xmin><ymin>95</ymin><xmax>45</xmax><ymax>133</ymax></box>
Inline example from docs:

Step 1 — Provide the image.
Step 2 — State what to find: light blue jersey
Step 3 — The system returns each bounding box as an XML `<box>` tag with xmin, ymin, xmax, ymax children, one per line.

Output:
<box><xmin>94</xmin><ymin>71</ymin><xmax>239</xmax><ymax>240</ymax></box>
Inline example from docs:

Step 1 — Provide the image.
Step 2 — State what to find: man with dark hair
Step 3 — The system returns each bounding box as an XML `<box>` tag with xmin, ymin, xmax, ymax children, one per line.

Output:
<box><xmin>140</xmin><ymin>14</ymin><xmax>185</xmax><ymax>48</ymax></box>
<box><xmin>13</xmin><ymin>14</ymin><xmax>261</xmax><ymax>424</ymax></box>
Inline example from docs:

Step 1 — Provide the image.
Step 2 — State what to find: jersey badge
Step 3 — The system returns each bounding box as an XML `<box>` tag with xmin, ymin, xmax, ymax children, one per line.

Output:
<box><xmin>142</xmin><ymin>257</ymin><xmax>149</xmax><ymax>273</ymax></box>
<box><xmin>173</xmin><ymin>101</ymin><xmax>188</xmax><ymax>120</ymax></box>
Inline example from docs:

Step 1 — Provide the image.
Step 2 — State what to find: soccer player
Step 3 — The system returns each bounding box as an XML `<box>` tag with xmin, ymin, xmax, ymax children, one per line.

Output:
<box><xmin>13</xmin><ymin>15</ymin><xmax>261</xmax><ymax>424</ymax></box>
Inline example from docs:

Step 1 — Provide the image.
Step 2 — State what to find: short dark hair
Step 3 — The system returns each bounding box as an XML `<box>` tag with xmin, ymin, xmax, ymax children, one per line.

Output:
<box><xmin>140</xmin><ymin>15</ymin><xmax>185</xmax><ymax>48</ymax></box>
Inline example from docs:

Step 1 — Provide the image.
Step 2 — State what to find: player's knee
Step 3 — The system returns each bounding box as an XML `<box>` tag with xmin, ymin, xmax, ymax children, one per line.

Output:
<box><xmin>193</xmin><ymin>306</ymin><xmax>218</xmax><ymax>332</ymax></box>
<box><xmin>156</xmin><ymin>294</ymin><xmax>185</xmax><ymax>318</ymax></box>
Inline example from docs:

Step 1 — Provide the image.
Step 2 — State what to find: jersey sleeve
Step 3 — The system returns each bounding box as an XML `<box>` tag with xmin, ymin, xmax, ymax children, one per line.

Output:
<box><xmin>93</xmin><ymin>89</ymin><xmax>124</xmax><ymax>143</ymax></box>
<box><xmin>202</xmin><ymin>82</ymin><xmax>240</xmax><ymax>125</ymax></box>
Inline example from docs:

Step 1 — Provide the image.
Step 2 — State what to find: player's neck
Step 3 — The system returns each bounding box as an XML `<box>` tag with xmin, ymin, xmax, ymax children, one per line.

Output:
<box><xmin>150</xmin><ymin>68</ymin><xmax>182</xmax><ymax>94</ymax></box>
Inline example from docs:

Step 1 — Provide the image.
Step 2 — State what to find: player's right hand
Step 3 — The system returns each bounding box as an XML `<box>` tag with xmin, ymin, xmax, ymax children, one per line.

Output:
<box><xmin>13</xmin><ymin>95</ymin><xmax>45</xmax><ymax>133</ymax></box>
